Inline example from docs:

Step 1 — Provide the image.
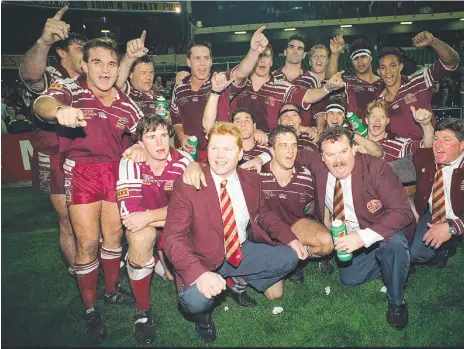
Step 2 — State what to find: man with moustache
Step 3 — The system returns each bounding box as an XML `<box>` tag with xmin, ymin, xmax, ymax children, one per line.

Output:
<box><xmin>117</xmin><ymin>115</ymin><xmax>192</xmax><ymax>344</ymax></box>
<box><xmin>20</xmin><ymin>5</ymin><xmax>87</xmax><ymax>278</ymax></box>
<box><xmin>327</xmin><ymin>37</ymin><xmax>383</xmax><ymax>119</ymax></box>
<box><xmin>376</xmin><ymin>31</ymin><xmax>460</xmax><ymax>140</ymax></box>
<box><xmin>244</xmin><ymin>126</ymin><xmax>416</xmax><ymax>328</ymax></box>
<box><xmin>409</xmin><ymin>118</ymin><xmax>464</xmax><ymax>268</ymax></box>
<box><xmin>364</xmin><ymin>99</ymin><xmax>434</xmax><ymax>163</ymax></box>
<box><xmin>163</xmin><ymin>122</ymin><xmax>305</xmax><ymax>342</ymax></box>
<box><xmin>229</xmin><ymin>43</ymin><xmax>345</xmax><ymax>134</ymax></box>
<box><xmin>170</xmin><ymin>26</ymin><xmax>271</xmax><ymax>163</ymax></box>
<box><xmin>33</xmin><ymin>38</ymin><xmax>144</xmax><ymax>343</ymax></box>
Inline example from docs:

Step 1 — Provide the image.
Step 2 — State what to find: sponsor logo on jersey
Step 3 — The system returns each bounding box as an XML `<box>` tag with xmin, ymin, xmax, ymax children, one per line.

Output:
<box><xmin>192</xmin><ymin>97</ymin><xmax>199</xmax><ymax>102</ymax></box>
<box><xmin>116</xmin><ymin>117</ymin><xmax>129</xmax><ymax>130</ymax></box>
<box><xmin>98</xmin><ymin>112</ymin><xmax>107</xmax><ymax>119</ymax></box>
<box><xmin>117</xmin><ymin>188</ymin><xmax>129</xmax><ymax>199</ymax></box>
<box><xmin>367</xmin><ymin>199</ymin><xmax>383</xmax><ymax>214</ymax></box>
<box><xmin>392</xmin><ymin>103</ymin><xmax>399</xmax><ymax>109</ymax></box>
<box><xmin>279</xmin><ymin>193</ymin><xmax>287</xmax><ymax>199</ymax></box>
<box><xmin>404</xmin><ymin>93</ymin><xmax>418</xmax><ymax>105</ymax></box>
<box><xmin>50</xmin><ymin>83</ymin><xmax>64</xmax><ymax>90</ymax></box>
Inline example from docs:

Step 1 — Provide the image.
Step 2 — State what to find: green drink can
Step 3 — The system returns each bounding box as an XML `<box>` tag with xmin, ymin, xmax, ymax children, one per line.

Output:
<box><xmin>187</xmin><ymin>136</ymin><xmax>199</xmax><ymax>160</ymax></box>
<box><xmin>155</xmin><ymin>96</ymin><xmax>168</xmax><ymax>117</ymax></box>
<box><xmin>331</xmin><ymin>219</ymin><xmax>353</xmax><ymax>262</ymax></box>
<box><xmin>346</xmin><ymin>112</ymin><xmax>368</xmax><ymax>137</ymax></box>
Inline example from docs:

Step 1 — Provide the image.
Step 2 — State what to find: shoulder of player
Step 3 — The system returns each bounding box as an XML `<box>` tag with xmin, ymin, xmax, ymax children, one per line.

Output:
<box><xmin>118</xmin><ymin>157</ymin><xmax>143</xmax><ymax>181</ymax></box>
<box><xmin>295</xmin><ymin>165</ymin><xmax>313</xmax><ymax>179</ymax></box>
<box><xmin>170</xmin><ymin>148</ymin><xmax>193</xmax><ymax>167</ymax></box>
<box><xmin>237</xmin><ymin>167</ymin><xmax>261</xmax><ymax>183</ymax></box>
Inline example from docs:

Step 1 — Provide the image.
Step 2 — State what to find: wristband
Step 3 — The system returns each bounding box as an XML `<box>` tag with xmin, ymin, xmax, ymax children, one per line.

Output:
<box><xmin>210</xmin><ymin>90</ymin><xmax>222</xmax><ymax>95</ymax></box>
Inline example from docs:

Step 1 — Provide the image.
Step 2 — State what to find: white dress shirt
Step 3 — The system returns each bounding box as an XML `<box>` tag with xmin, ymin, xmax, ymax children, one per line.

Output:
<box><xmin>325</xmin><ymin>172</ymin><xmax>384</xmax><ymax>248</ymax></box>
<box><xmin>210</xmin><ymin>169</ymin><xmax>249</xmax><ymax>244</ymax></box>
<box><xmin>428</xmin><ymin>152</ymin><xmax>464</xmax><ymax>220</ymax></box>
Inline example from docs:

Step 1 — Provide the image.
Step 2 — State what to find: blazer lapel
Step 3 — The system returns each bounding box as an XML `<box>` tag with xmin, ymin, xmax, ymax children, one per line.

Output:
<box><xmin>199</xmin><ymin>166</ymin><xmax>224</xmax><ymax>238</ymax></box>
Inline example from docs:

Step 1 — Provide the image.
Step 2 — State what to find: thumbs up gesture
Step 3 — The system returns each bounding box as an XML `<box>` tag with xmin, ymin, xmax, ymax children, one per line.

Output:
<box><xmin>410</xmin><ymin>106</ymin><xmax>432</xmax><ymax>126</ymax></box>
<box><xmin>126</xmin><ymin>30</ymin><xmax>149</xmax><ymax>60</ymax></box>
<box><xmin>38</xmin><ymin>6</ymin><xmax>70</xmax><ymax>46</ymax></box>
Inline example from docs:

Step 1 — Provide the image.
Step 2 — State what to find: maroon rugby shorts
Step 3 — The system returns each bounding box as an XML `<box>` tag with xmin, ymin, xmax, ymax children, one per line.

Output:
<box><xmin>63</xmin><ymin>160</ymin><xmax>119</xmax><ymax>205</ymax></box>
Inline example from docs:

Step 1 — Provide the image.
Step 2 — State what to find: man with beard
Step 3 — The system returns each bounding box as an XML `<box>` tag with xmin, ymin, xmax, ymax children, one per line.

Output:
<box><xmin>272</xmin><ymin>35</ymin><xmax>318</xmax><ymax>126</ymax></box>
<box><xmin>170</xmin><ymin>26</ymin><xmax>271</xmax><ymax>162</ymax></box>
<box><xmin>230</xmin><ymin>44</ymin><xmax>345</xmax><ymax>133</ymax></box>
<box><xmin>33</xmin><ymin>38</ymin><xmax>144</xmax><ymax>343</ymax></box>
<box><xmin>364</xmin><ymin>99</ymin><xmax>434</xmax><ymax>163</ymax></box>
<box><xmin>376</xmin><ymin>32</ymin><xmax>459</xmax><ymax>140</ymax></box>
<box><xmin>326</xmin><ymin>37</ymin><xmax>383</xmax><ymax>119</ymax></box>
<box><xmin>261</xmin><ymin>125</ymin><xmax>334</xmax><ymax>280</ymax></box>
<box><xmin>117</xmin><ymin>115</ymin><xmax>192</xmax><ymax>344</ymax></box>
<box><xmin>20</xmin><ymin>5</ymin><xmax>87</xmax><ymax>278</ymax></box>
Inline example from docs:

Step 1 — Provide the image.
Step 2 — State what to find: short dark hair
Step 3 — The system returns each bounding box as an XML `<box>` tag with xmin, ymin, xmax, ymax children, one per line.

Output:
<box><xmin>231</xmin><ymin>107</ymin><xmax>256</xmax><ymax>123</ymax></box>
<box><xmin>435</xmin><ymin>118</ymin><xmax>464</xmax><ymax>142</ymax></box>
<box><xmin>187</xmin><ymin>40</ymin><xmax>212</xmax><ymax>58</ymax></box>
<box><xmin>349</xmin><ymin>38</ymin><xmax>372</xmax><ymax>55</ymax></box>
<box><xmin>83</xmin><ymin>37</ymin><xmax>119</xmax><ymax>63</ymax></box>
<box><xmin>130</xmin><ymin>55</ymin><xmax>154</xmax><ymax>74</ymax></box>
<box><xmin>55</xmin><ymin>32</ymin><xmax>87</xmax><ymax>61</ymax></box>
<box><xmin>318</xmin><ymin>126</ymin><xmax>355</xmax><ymax>152</ymax></box>
<box><xmin>269</xmin><ymin>125</ymin><xmax>298</xmax><ymax>148</ymax></box>
<box><xmin>135</xmin><ymin>114</ymin><xmax>173</xmax><ymax>142</ymax></box>
<box><xmin>377</xmin><ymin>46</ymin><xmax>402</xmax><ymax>64</ymax></box>
<box><xmin>287</xmin><ymin>35</ymin><xmax>306</xmax><ymax>50</ymax></box>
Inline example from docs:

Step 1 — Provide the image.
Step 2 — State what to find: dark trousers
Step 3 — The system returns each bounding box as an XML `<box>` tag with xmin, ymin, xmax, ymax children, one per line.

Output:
<box><xmin>410</xmin><ymin>211</ymin><xmax>458</xmax><ymax>264</ymax></box>
<box><xmin>179</xmin><ymin>241</ymin><xmax>299</xmax><ymax>314</ymax></box>
<box><xmin>338</xmin><ymin>231</ymin><xmax>410</xmax><ymax>306</ymax></box>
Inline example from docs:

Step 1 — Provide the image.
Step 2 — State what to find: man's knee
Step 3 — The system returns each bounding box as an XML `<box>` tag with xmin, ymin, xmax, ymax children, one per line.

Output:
<box><xmin>179</xmin><ymin>285</ymin><xmax>213</xmax><ymax>314</ymax></box>
<box><xmin>76</xmin><ymin>238</ymin><xmax>99</xmax><ymax>256</ymax></box>
<box><xmin>319</xmin><ymin>233</ymin><xmax>335</xmax><ymax>255</ymax></box>
<box><xmin>264</xmin><ymin>281</ymin><xmax>284</xmax><ymax>301</ymax></box>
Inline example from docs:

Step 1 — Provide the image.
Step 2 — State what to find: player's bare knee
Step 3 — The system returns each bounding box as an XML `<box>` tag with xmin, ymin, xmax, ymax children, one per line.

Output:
<box><xmin>76</xmin><ymin>239</ymin><xmax>99</xmax><ymax>257</ymax></box>
<box><xmin>265</xmin><ymin>288</ymin><xmax>284</xmax><ymax>301</ymax></box>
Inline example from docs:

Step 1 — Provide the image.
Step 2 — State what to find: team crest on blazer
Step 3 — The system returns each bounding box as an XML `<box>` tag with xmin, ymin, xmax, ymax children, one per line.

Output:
<box><xmin>367</xmin><ymin>199</ymin><xmax>383</xmax><ymax>213</ymax></box>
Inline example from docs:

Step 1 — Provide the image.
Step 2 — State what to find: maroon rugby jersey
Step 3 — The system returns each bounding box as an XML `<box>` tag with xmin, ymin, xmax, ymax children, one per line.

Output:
<box><xmin>23</xmin><ymin>64</ymin><xmax>71</xmax><ymax>155</ymax></box>
<box><xmin>240</xmin><ymin>143</ymin><xmax>271</xmax><ymax>164</ymax></box>
<box><xmin>260</xmin><ymin>163</ymin><xmax>315</xmax><ymax>226</ymax></box>
<box><xmin>377</xmin><ymin>134</ymin><xmax>423</xmax><ymax>163</ymax></box>
<box><xmin>116</xmin><ymin>147</ymin><xmax>191</xmax><ymax>216</ymax></box>
<box><xmin>40</xmin><ymin>76</ymin><xmax>144</xmax><ymax>164</ymax></box>
<box><xmin>229</xmin><ymin>74</ymin><xmax>310</xmax><ymax>133</ymax></box>
<box><xmin>298</xmin><ymin>133</ymin><xmax>318</xmax><ymax>152</ymax></box>
<box><xmin>273</xmin><ymin>67</ymin><xmax>318</xmax><ymax>126</ymax></box>
<box><xmin>121</xmin><ymin>81</ymin><xmax>160</xmax><ymax>116</ymax></box>
<box><xmin>170</xmin><ymin>68</ymin><xmax>241</xmax><ymax>150</ymax></box>
<box><xmin>345</xmin><ymin>76</ymin><xmax>382</xmax><ymax>118</ymax></box>
<box><xmin>378</xmin><ymin>60</ymin><xmax>455</xmax><ymax>140</ymax></box>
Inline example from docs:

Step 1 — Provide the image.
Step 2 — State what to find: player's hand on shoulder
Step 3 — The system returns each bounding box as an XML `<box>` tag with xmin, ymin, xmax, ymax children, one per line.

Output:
<box><xmin>122</xmin><ymin>144</ymin><xmax>147</xmax><ymax>163</ymax></box>
<box><xmin>55</xmin><ymin>106</ymin><xmax>87</xmax><ymax>128</ymax></box>
<box><xmin>182</xmin><ymin>162</ymin><xmax>207</xmax><ymax>190</ymax></box>
<box><xmin>38</xmin><ymin>6</ymin><xmax>70</xmax><ymax>46</ymax></box>
<box><xmin>193</xmin><ymin>271</ymin><xmax>226</xmax><ymax>299</ymax></box>
<box><xmin>240</xmin><ymin>156</ymin><xmax>264</xmax><ymax>173</ymax></box>
<box><xmin>176</xmin><ymin>71</ymin><xmax>190</xmax><ymax>85</ymax></box>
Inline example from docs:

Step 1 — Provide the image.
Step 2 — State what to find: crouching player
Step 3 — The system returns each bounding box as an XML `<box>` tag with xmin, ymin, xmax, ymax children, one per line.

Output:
<box><xmin>117</xmin><ymin>115</ymin><xmax>192</xmax><ymax>344</ymax></box>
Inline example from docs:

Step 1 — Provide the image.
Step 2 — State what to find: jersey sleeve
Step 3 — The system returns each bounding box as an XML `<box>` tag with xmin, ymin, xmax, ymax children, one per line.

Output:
<box><xmin>116</xmin><ymin>157</ymin><xmax>145</xmax><ymax>217</ymax></box>
<box><xmin>402</xmin><ymin>138</ymin><xmax>423</xmax><ymax>157</ymax></box>
<box><xmin>169</xmin><ymin>85</ymin><xmax>182</xmax><ymax>126</ymax></box>
<box><xmin>285</xmin><ymin>85</ymin><xmax>311</xmax><ymax>110</ymax></box>
<box><xmin>40</xmin><ymin>78</ymin><xmax>73</xmax><ymax>105</ymax></box>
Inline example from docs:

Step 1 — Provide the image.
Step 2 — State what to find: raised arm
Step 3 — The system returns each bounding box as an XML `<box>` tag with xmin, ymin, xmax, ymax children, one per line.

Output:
<box><xmin>20</xmin><ymin>6</ymin><xmax>69</xmax><ymax>86</ymax></box>
<box><xmin>116</xmin><ymin>30</ymin><xmax>148</xmax><ymax>89</ymax></box>
<box><xmin>203</xmin><ymin>72</ymin><xmax>233</xmax><ymax>133</ymax></box>
<box><xmin>326</xmin><ymin>29</ymin><xmax>345</xmax><ymax>79</ymax></box>
<box><xmin>412</xmin><ymin>31</ymin><xmax>460</xmax><ymax>69</ymax></box>
<box><xmin>302</xmin><ymin>71</ymin><xmax>345</xmax><ymax>105</ymax></box>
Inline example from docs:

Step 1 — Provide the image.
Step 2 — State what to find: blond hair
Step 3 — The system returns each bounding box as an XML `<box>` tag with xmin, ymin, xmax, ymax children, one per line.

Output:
<box><xmin>309</xmin><ymin>44</ymin><xmax>329</xmax><ymax>59</ymax></box>
<box><xmin>208</xmin><ymin>122</ymin><xmax>243</xmax><ymax>150</ymax></box>
<box><xmin>365</xmin><ymin>99</ymin><xmax>389</xmax><ymax>119</ymax></box>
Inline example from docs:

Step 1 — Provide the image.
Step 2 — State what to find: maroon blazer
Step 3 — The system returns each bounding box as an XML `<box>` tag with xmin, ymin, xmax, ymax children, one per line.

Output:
<box><xmin>163</xmin><ymin>165</ymin><xmax>298</xmax><ymax>291</ymax></box>
<box><xmin>413</xmin><ymin>148</ymin><xmax>464</xmax><ymax>235</ymax></box>
<box><xmin>297</xmin><ymin>149</ymin><xmax>416</xmax><ymax>243</ymax></box>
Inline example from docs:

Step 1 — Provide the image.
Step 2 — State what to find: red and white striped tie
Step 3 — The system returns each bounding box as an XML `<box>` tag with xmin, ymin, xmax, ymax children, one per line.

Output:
<box><xmin>220</xmin><ymin>180</ymin><xmax>242</xmax><ymax>267</ymax></box>
<box><xmin>333</xmin><ymin>178</ymin><xmax>345</xmax><ymax>222</ymax></box>
<box><xmin>431</xmin><ymin>164</ymin><xmax>447</xmax><ymax>225</ymax></box>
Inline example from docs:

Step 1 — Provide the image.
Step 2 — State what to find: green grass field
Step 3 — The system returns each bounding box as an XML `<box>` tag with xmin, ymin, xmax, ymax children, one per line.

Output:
<box><xmin>2</xmin><ymin>187</ymin><xmax>464</xmax><ymax>347</ymax></box>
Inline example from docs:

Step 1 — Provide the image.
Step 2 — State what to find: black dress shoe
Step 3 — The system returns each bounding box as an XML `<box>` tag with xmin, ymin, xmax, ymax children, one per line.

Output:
<box><xmin>387</xmin><ymin>301</ymin><xmax>408</xmax><ymax>329</ymax></box>
<box><xmin>287</xmin><ymin>265</ymin><xmax>304</xmax><ymax>284</ymax></box>
<box><xmin>426</xmin><ymin>245</ymin><xmax>457</xmax><ymax>269</ymax></box>
<box><xmin>225</xmin><ymin>286</ymin><xmax>257</xmax><ymax>307</ymax></box>
<box><xmin>195</xmin><ymin>312</ymin><xmax>216</xmax><ymax>342</ymax></box>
